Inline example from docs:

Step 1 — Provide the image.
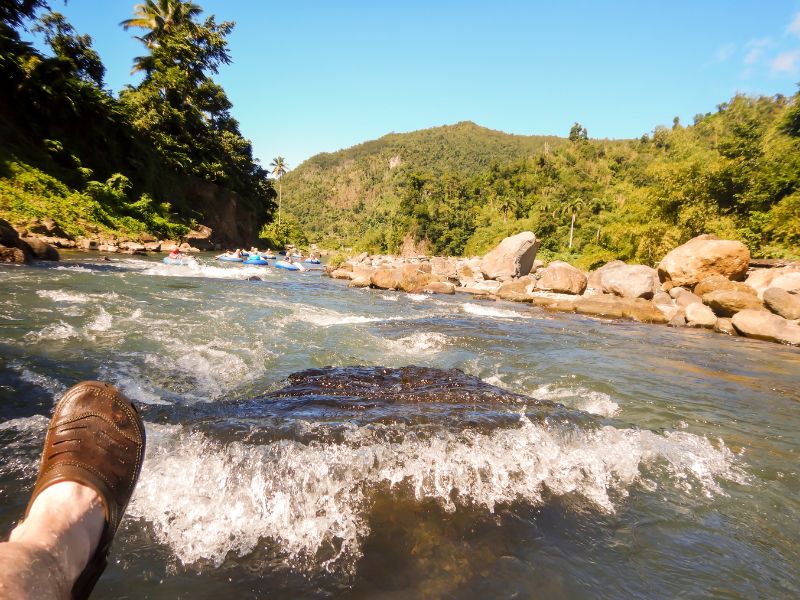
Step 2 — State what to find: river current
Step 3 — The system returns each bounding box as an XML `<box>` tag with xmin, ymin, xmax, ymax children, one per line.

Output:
<box><xmin>0</xmin><ymin>253</ymin><xmax>798</xmax><ymax>599</ymax></box>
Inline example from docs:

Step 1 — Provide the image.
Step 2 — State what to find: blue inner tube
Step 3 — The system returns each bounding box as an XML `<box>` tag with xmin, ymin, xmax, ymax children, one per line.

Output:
<box><xmin>162</xmin><ymin>257</ymin><xmax>187</xmax><ymax>265</ymax></box>
<box><xmin>243</xmin><ymin>258</ymin><xmax>269</xmax><ymax>265</ymax></box>
<box><xmin>274</xmin><ymin>260</ymin><xmax>300</xmax><ymax>271</ymax></box>
<box><xmin>303</xmin><ymin>259</ymin><xmax>321</xmax><ymax>264</ymax></box>
<box><xmin>218</xmin><ymin>256</ymin><xmax>243</xmax><ymax>262</ymax></box>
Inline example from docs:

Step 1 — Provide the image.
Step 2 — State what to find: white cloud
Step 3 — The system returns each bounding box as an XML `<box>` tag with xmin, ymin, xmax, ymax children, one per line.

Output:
<box><xmin>771</xmin><ymin>49</ymin><xmax>800</xmax><ymax>73</ymax></box>
<box><xmin>744</xmin><ymin>37</ymin><xmax>771</xmax><ymax>65</ymax></box>
<box><xmin>788</xmin><ymin>12</ymin><xmax>800</xmax><ymax>36</ymax></box>
<box><xmin>712</xmin><ymin>42</ymin><xmax>736</xmax><ymax>63</ymax></box>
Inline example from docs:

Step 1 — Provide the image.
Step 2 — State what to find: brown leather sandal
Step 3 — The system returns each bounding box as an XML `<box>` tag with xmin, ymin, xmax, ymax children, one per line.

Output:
<box><xmin>24</xmin><ymin>381</ymin><xmax>146</xmax><ymax>600</ymax></box>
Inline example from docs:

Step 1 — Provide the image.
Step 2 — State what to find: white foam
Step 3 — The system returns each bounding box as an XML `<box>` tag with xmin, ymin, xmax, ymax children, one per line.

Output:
<box><xmin>86</xmin><ymin>306</ymin><xmax>113</xmax><ymax>332</ymax></box>
<box><xmin>11</xmin><ymin>362</ymin><xmax>67</xmax><ymax>398</ymax></box>
<box><xmin>140</xmin><ymin>261</ymin><xmax>273</xmax><ymax>280</ymax></box>
<box><xmin>461</xmin><ymin>303</ymin><xmax>531</xmax><ymax>319</ymax></box>
<box><xmin>0</xmin><ymin>414</ymin><xmax>49</xmax><ymax>433</ymax></box>
<box><xmin>532</xmin><ymin>384</ymin><xmax>620</xmax><ymax>417</ymax></box>
<box><xmin>129</xmin><ymin>417</ymin><xmax>745</xmax><ymax>570</ymax></box>
<box><xmin>37</xmin><ymin>290</ymin><xmax>89</xmax><ymax>303</ymax></box>
<box><xmin>293</xmin><ymin>305</ymin><xmax>404</xmax><ymax>328</ymax></box>
<box><xmin>387</xmin><ymin>332</ymin><xmax>449</xmax><ymax>355</ymax></box>
<box><xmin>380</xmin><ymin>294</ymin><xmax>398</xmax><ymax>302</ymax></box>
<box><xmin>23</xmin><ymin>321</ymin><xmax>79</xmax><ymax>342</ymax></box>
<box><xmin>406</xmin><ymin>293</ymin><xmax>428</xmax><ymax>302</ymax></box>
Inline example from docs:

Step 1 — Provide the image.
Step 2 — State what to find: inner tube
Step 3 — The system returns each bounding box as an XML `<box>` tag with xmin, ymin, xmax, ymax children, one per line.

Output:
<box><xmin>162</xmin><ymin>257</ymin><xmax>188</xmax><ymax>265</ymax></box>
<box><xmin>218</xmin><ymin>256</ymin><xmax>243</xmax><ymax>262</ymax></box>
<box><xmin>243</xmin><ymin>258</ymin><xmax>269</xmax><ymax>265</ymax></box>
<box><xmin>274</xmin><ymin>260</ymin><xmax>301</xmax><ymax>271</ymax></box>
<box><xmin>303</xmin><ymin>258</ymin><xmax>321</xmax><ymax>264</ymax></box>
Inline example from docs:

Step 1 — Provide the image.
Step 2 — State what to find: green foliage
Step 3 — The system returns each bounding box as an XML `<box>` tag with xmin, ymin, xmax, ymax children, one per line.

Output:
<box><xmin>327</xmin><ymin>252</ymin><xmax>347</xmax><ymax>269</ymax></box>
<box><xmin>258</xmin><ymin>214</ymin><xmax>307</xmax><ymax>250</ymax></box>
<box><xmin>0</xmin><ymin>1</ymin><xmax>273</xmax><ymax>241</ymax></box>
<box><xmin>284</xmin><ymin>92</ymin><xmax>800</xmax><ymax>263</ymax></box>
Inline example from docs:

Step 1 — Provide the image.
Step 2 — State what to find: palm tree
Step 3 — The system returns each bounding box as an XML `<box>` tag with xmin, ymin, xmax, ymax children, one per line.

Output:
<box><xmin>121</xmin><ymin>0</ymin><xmax>201</xmax><ymax>49</ymax></box>
<box><xmin>562</xmin><ymin>197</ymin><xmax>585</xmax><ymax>249</ymax></box>
<box><xmin>270</xmin><ymin>156</ymin><xmax>288</xmax><ymax>228</ymax></box>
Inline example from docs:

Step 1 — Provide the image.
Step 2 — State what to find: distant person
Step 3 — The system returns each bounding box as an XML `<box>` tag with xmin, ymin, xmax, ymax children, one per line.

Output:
<box><xmin>168</xmin><ymin>247</ymin><xmax>182</xmax><ymax>259</ymax></box>
<box><xmin>0</xmin><ymin>381</ymin><xmax>146</xmax><ymax>599</ymax></box>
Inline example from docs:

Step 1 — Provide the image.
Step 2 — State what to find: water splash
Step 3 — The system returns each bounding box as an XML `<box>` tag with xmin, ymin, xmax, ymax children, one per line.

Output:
<box><xmin>129</xmin><ymin>415</ymin><xmax>745</xmax><ymax>571</ymax></box>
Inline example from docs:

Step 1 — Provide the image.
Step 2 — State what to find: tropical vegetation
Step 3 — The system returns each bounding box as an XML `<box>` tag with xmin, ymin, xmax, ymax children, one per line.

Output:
<box><xmin>283</xmin><ymin>98</ymin><xmax>800</xmax><ymax>267</ymax></box>
<box><xmin>0</xmin><ymin>0</ymin><xmax>273</xmax><ymax>242</ymax></box>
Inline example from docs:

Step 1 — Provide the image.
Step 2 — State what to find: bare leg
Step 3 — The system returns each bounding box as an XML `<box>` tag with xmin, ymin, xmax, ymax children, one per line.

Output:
<box><xmin>0</xmin><ymin>482</ymin><xmax>103</xmax><ymax>600</ymax></box>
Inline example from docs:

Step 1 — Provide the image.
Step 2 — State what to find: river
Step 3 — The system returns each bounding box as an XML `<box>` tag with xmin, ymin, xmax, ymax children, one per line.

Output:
<box><xmin>1</xmin><ymin>253</ymin><xmax>798</xmax><ymax>599</ymax></box>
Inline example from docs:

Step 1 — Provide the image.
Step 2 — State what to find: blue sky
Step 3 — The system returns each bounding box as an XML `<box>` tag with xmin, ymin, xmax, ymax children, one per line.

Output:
<box><xmin>28</xmin><ymin>1</ymin><xmax>800</xmax><ymax>170</ymax></box>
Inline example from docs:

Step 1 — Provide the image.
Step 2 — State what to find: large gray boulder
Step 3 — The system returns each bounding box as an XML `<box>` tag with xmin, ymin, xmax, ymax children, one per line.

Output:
<box><xmin>21</xmin><ymin>237</ymin><xmax>59</xmax><ymax>261</ymax></box>
<box><xmin>598</xmin><ymin>263</ymin><xmax>659</xmax><ymax>299</ymax></box>
<box><xmin>732</xmin><ymin>309</ymin><xmax>800</xmax><ymax>345</ymax></box>
<box><xmin>657</xmin><ymin>234</ymin><xmax>750</xmax><ymax>287</ymax></box>
<box><xmin>480</xmin><ymin>232</ymin><xmax>540</xmax><ymax>280</ymax></box>
<box><xmin>574</xmin><ymin>295</ymin><xmax>668</xmax><ymax>323</ymax></box>
<box><xmin>763</xmin><ymin>287</ymin><xmax>800</xmax><ymax>320</ymax></box>
<box><xmin>535</xmin><ymin>261</ymin><xmax>587</xmax><ymax>295</ymax></box>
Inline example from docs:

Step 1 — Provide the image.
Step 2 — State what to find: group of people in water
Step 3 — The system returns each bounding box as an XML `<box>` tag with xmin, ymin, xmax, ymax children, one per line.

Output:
<box><xmin>214</xmin><ymin>247</ymin><xmax>319</xmax><ymax>263</ymax></box>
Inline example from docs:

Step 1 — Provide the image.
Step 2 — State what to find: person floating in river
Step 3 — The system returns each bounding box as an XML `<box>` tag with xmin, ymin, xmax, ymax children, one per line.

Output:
<box><xmin>0</xmin><ymin>381</ymin><xmax>146</xmax><ymax>600</ymax></box>
<box><xmin>168</xmin><ymin>247</ymin><xmax>182</xmax><ymax>260</ymax></box>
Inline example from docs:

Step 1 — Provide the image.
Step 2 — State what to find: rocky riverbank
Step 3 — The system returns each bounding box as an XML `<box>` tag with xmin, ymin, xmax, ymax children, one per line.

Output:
<box><xmin>0</xmin><ymin>216</ymin><xmax>213</xmax><ymax>264</ymax></box>
<box><xmin>326</xmin><ymin>232</ymin><xmax>800</xmax><ymax>347</ymax></box>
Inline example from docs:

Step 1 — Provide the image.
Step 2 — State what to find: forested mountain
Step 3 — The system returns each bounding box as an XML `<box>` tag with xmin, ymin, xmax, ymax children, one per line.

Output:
<box><xmin>284</xmin><ymin>96</ymin><xmax>800</xmax><ymax>267</ymax></box>
<box><xmin>281</xmin><ymin>122</ymin><xmax>567</xmax><ymax>247</ymax></box>
<box><xmin>0</xmin><ymin>0</ymin><xmax>274</xmax><ymax>245</ymax></box>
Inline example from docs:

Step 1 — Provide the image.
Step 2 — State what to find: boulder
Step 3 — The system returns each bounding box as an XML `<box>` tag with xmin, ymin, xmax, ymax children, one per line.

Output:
<box><xmin>98</xmin><ymin>244</ymin><xmax>119</xmax><ymax>253</ymax></box>
<box><xmin>430</xmin><ymin>256</ymin><xmax>458</xmax><ymax>281</ymax></box>
<box><xmin>330</xmin><ymin>268</ymin><xmax>353</xmax><ymax>280</ymax></box>
<box><xmin>714</xmin><ymin>318</ymin><xmax>735</xmax><ymax>335</ymax></box>
<box><xmin>370</xmin><ymin>264</ymin><xmax>431</xmax><ymax>293</ymax></box>
<box><xmin>78</xmin><ymin>239</ymin><xmax>98</xmax><ymax>250</ymax></box>
<box><xmin>667</xmin><ymin>313</ymin><xmax>687</xmax><ymax>328</ymax></box>
<box><xmin>0</xmin><ymin>218</ymin><xmax>34</xmax><ymax>262</ymax></box>
<box><xmin>694</xmin><ymin>274</ymin><xmax>757</xmax><ymax>298</ymax></box>
<box><xmin>535</xmin><ymin>261</ymin><xmax>587</xmax><ymax>295</ymax></box>
<box><xmin>120</xmin><ymin>241</ymin><xmax>147</xmax><ymax>252</ymax></box>
<box><xmin>598</xmin><ymin>263</ymin><xmax>659</xmax><ymax>299</ymax></box>
<box><xmin>669</xmin><ymin>286</ymin><xmax>688</xmax><ymax>299</ymax></box>
<box><xmin>348</xmin><ymin>275</ymin><xmax>371</xmax><ymax>288</ymax></box>
<box><xmin>652</xmin><ymin>291</ymin><xmax>673</xmax><ymax>305</ymax></box>
<box><xmin>655</xmin><ymin>303</ymin><xmax>680</xmax><ymax>321</ymax></box>
<box><xmin>26</xmin><ymin>217</ymin><xmax>69</xmax><ymax>239</ymax></box>
<box><xmin>144</xmin><ymin>241</ymin><xmax>161</xmax><ymax>252</ymax></box>
<box><xmin>770</xmin><ymin>273</ymin><xmax>800</xmax><ymax>295</ymax></box>
<box><xmin>745</xmin><ymin>265</ymin><xmax>800</xmax><ymax>298</ymax></box>
<box><xmin>183</xmin><ymin>225</ymin><xmax>214</xmax><ymax>250</ymax></box>
<box><xmin>587</xmin><ymin>260</ymin><xmax>625</xmax><ymax>290</ymax></box>
<box><xmin>732</xmin><ymin>309</ymin><xmax>800</xmax><ymax>345</ymax></box>
<box><xmin>160</xmin><ymin>240</ymin><xmax>179</xmax><ymax>252</ymax></box>
<box><xmin>469</xmin><ymin>279</ymin><xmax>502</xmax><ymax>294</ymax></box>
<box><xmin>354</xmin><ymin>251</ymin><xmax>369</xmax><ymax>263</ymax></box>
<box><xmin>574</xmin><ymin>295</ymin><xmax>668</xmax><ymax>323</ymax></box>
<box><xmin>423</xmin><ymin>281</ymin><xmax>456</xmax><ymax>295</ymax></box>
<box><xmin>685</xmin><ymin>302</ymin><xmax>718</xmax><ymax>328</ymax></box>
<box><xmin>529</xmin><ymin>295</ymin><xmax>578</xmax><ymax>312</ymax></box>
<box><xmin>702</xmin><ymin>290</ymin><xmax>764</xmax><ymax>317</ymax></box>
<box><xmin>657</xmin><ymin>234</ymin><xmax>750</xmax><ymax>287</ymax></box>
<box><xmin>0</xmin><ymin>246</ymin><xmax>26</xmax><ymax>264</ymax></box>
<box><xmin>20</xmin><ymin>238</ymin><xmax>59</xmax><ymax>261</ymax></box>
<box><xmin>496</xmin><ymin>276</ymin><xmax>536</xmax><ymax>302</ymax></box>
<box><xmin>480</xmin><ymin>232</ymin><xmax>540</xmax><ymax>280</ymax></box>
<box><xmin>763</xmin><ymin>287</ymin><xmax>800</xmax><ymax>320</ymax></box>
<box><xmin>675</xmin><ymin>291</ymin><xmax>703</xmax><ymax>308</ymax></box>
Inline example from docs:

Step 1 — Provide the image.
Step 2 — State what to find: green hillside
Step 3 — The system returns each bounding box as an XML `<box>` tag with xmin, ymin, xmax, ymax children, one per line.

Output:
<box><xmin>281</xmin><ymin>122</ymin><xmax>569</xmax><ymax>246</ymax></box>
<box><xmin>283</xmin><ymin>96</ymin><xmax>800</xmax><ymax>267</ymax></box>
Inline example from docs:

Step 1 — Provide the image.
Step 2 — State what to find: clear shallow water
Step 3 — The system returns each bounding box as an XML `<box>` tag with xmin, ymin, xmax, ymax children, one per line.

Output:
<box><xmin>0</xmin><ymin>253</ymin><xmax>798</xmax><ymax>599</ymax></box>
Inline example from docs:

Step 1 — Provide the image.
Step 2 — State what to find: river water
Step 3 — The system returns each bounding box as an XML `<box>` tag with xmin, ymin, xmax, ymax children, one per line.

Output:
<box><xmin>0</xmin><ymin>253</ymin><xmax>798</xmax><ymax>599</ymax></box>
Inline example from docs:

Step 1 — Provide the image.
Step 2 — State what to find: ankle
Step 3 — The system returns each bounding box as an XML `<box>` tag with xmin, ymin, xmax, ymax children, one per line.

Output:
<box><xmin>10</xmin><ymin>482</ymin><xmax>104</xmax><ymax>582</ymax></box>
